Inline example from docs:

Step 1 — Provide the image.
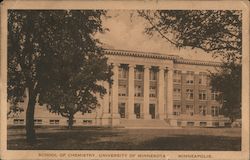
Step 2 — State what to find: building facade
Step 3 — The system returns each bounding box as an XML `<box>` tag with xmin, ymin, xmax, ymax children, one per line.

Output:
<box><xmin>7</xmin><ymin>49</ymin><xmax>230</xmax><ymax>127</ymax></box>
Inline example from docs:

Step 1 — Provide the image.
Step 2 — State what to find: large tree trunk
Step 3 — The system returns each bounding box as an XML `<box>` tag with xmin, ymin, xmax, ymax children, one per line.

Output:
<box><xmin>68</xmin><ymin>114</ymin><xmax>74</xmax><ymax>129</ymax></box>
<box><xmin>25</xmin><ymin>89</ymin><xmax>37</xmax><ymax>144</ymax></box>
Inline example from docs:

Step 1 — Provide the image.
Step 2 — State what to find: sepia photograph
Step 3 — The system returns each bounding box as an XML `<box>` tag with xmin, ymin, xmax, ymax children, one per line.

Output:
<box><xmin>1</xmin><ymin>0</ymin><xmax>249</xmax><ymax>160</ymax></box>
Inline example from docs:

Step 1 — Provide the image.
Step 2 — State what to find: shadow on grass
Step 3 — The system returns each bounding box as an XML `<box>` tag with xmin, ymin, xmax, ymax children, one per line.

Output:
<box><xmin>138</xmin><ymin>135</ymin><xmax>241</xmax><ymax>151</ymax></box>
<box><xmin>8</xmin><ymin>128</ymin><xmax>124</xmax><ymax>150</ymax></box>
<box><xmin>7</xmin><ymin>127</ymin><xmax>241</xmax><ymax>150</ymax></box>
<box><xmin>86</xmin><ymin>135</ymin><xmax>241</xmax><ymax>151</ymax></box>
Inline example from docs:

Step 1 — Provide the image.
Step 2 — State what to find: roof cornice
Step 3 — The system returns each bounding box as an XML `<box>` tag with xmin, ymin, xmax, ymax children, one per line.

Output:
<box><xmin>104</xmin><ymin>49</ymin><xmax>177</xmax><ymax>60</ymax></box>
<box><xmin>174</xmin><ymin>59</ymin><xmax>221</xmax><ymax>67</ymax></box>
<box><xmin>103</xmin><ymin>49</ymin><xmax>221</xmax><ymax>67</ymax></box>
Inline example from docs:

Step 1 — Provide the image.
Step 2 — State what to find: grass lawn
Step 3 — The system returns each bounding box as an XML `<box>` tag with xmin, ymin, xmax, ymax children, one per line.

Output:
<box><xmin>7</xmin><ymin>126</ymin><xmax>241</xmax><ymax>150</ymax></box>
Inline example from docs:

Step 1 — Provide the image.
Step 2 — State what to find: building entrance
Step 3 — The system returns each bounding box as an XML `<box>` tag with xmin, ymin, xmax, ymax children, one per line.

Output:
<box><xmin>118</xmin><ymin>103</ymin><xmax>126</xmax><ymax>118</ymax></box>
<box><xmin>134</xmin><ymin>103</ymin><xmax>141</xmax><ymax>119</ymax></box>
<box><xmin>149</xmin><ymin>104</ymin><xmax>156</xmax><ymax>119</ymax></box>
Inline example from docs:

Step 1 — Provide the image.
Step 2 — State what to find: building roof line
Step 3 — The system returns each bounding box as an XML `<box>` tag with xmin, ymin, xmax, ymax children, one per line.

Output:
<box><xmin>103</xmin><ymin>48</ymin><xmax>221</xmax><ymax>67</ymax></box>
<box><xmin>174</xmin><ymin>59</ymin><xmax>221</xmax><ymax>67</ymax></box>
<box><xmin>104</xmin><ymin>48</ymin><xmax>178</xmax><ymax>60</ymax></box>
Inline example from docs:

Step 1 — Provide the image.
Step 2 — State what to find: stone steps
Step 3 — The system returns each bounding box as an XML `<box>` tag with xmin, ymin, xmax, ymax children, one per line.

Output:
<box><xmin>120</xmin><ymin>119</ymin><xmax>171</xmax><ymax>129</ymax></box>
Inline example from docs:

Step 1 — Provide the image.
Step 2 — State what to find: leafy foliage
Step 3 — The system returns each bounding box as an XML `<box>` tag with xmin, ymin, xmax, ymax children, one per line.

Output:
<box><xmin>209</xmin><ymin>62</ymin><xmax>241</xmax><ymax>122</ymax></box>
<box><xmin>8</xmin><ymin>10</ymin><xmax>111</xmax><ymax>140</ymax></box>
<box><xmin>139</xmin><ymin>10</ymin><xmax>242</xmax><ymax>122</ymax></box>
<box><xmin>138</xmin><ymin>10</ymin><xmax>242</xmax><ymax>60</ymax></box>
<box><xmin>7</xmin><ymin>104</ymin><xmax>24</xmax><ymax>119</ymax></box>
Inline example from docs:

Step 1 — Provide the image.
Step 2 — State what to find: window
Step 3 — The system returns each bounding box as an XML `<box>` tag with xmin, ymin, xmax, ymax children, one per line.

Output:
<box><xmin>34</xmin><ymin>119</ymin><xmax>42</xmax><ymax>125</ymax></box>
<box><xmin>49</xmin><ymin>120</ymin><xmax>59</xmax><ymax>125</ymax></box>
<box><xmin>118</xmin><ymin>84</ymin><xmax>127</xmax><ymax>96</ymax></box>
<box><xmin>118</xmin><ymin>103</ymin><xmax>126</xmax><ymax>118</ymax></box>
<box><xmin>134</xmin><ymin>103</ymin><xmax>141</xmax><ymax>119</ymax></box>
<box><xmin>118</xmin><ymin>67</ymin><xmax>128</xmax><ymax>79</ymax></box>
<box><xmin>187</xmin><ymin>121</ymin><xmax>194</xmax><ymax>126</ymax></box>
<box><xmin>186</xmin><ymin>71</ymin><xmax>194</xmax><ymax>84</ymax></box>
<box><xmin>83</xmin><ymin>120</ymin><xmax>92</xmax><ymax>125</ymax></box>
<box><xmin>173</xmin><ymin>88</ymin><xmax>181</xmax><ymax>100</ymax></box>
<box><xmin>173</xmin><ymin>105</ymin><xmax>181</xmax><ymax>116</ymax></box>
<box><xmin>149</xmin><ymin>86</ymin><xmax>157</xmax><ymax>97</ymax></box>
<box><xmin>211</xmin><ymin>91</ymin><xmax>220</xmax><ymax>100</ymax></box>
<box><xmin>186</xmin><ymin>105</ymin><xmax>194</xmax><ymax>116</ymax></box>
<box><xmin>135</xmin><ymin>85</ymin><xmax>143</xmax><ymax>97</ymax></box>
<box><xmin>173</xmin><ymin>70</ymin><xmax>182</xmax><ymax>84</ymax></box>
<box><xmin>199</xmin><ymin>72</ymin><xmax>207</xmax><ymax>85</ymax></box>
<box><xmin>149</xmin><ymin>104</ymin><xmax>156</xmax><ymax>119</ymax></box>
<box><xmin>200</xmin><ymin>122</ymin><xmax>207</xmax><ymax>127</ymax></box>
<box><xmin>13</xmin><ymin>119</ymin><xmax>24</xmax><ymax>125</ymax></box>
<box><xmin>150</xmin><ymin>70</ymin><xmax>157</xmax><ymax>81</ymax></box>
<box><xmin>135</xmin><ymin>68</ymin><xmax>143</xmax><ymax>80</ymax></box>
<box><xmin>186</xmin><ymin>89</ymin><xmax>194</xmax><ymax>100</ymax></box>
<box><xmin>199</xmin><ymin>90</ymin><xmax>207</xmax><ymax>100</ymax></box>
<box><xmin>211</xmin><ymin>106</ymin><xmax>220</xmax><ymax>117</ymax></box>
<box><xmin>199</xmin><ymin>105</ymin><xmax>207</xmax><ymax>116</ymax></box>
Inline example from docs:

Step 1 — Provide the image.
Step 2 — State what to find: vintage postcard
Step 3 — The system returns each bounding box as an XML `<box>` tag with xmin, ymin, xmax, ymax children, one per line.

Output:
<box><xmin>0</xmin><ymin>0</ymin><xmax>249</xmax><ymax>160</ymax></box>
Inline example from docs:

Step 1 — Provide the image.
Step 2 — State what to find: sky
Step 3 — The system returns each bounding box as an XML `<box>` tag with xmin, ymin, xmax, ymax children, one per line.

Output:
<box><xmin>95</xmin><ymin>10</ymin><xmax>220</xmax><ymax>61</ymax></box>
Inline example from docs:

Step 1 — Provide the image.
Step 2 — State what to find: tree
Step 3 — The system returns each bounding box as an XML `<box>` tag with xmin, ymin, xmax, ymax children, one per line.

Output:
<box><xmin>8</xmin><ymin>10</ymin><xmax>112</xmax><ymax>143</ymax></box>
<box><xmin>7</xmin><ymin>103</ymin><xmax>24</xmax><ymax>119</ymax></box>
<box><xmin>40</xmin><ymin>55</ymin><xmax>112</xmax><ymax>129</ymax></box>
<box><xmin>209</xmin><ymin>62</ymin><xmax>241</xmax><ymax>123</ymax></box>
<box><xmin>138</xmin><ymin>10</ymin><xmax>242</xmax><ymax>122</ymax></box>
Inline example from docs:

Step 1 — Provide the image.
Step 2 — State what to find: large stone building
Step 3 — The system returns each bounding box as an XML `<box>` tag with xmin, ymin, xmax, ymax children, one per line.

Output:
<box><xmin>8</xmin><ymin>49</ymin><xmax>230</xmax><ymax>128</ymax></box>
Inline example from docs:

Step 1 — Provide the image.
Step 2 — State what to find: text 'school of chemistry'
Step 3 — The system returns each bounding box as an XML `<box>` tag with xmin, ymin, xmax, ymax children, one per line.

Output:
<box><xmin>8</xmin><ymin>49</ymin><xmax>230</xmax><ymax>128</ymax></box>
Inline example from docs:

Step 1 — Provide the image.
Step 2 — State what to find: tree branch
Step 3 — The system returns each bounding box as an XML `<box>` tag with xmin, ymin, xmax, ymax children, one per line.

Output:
<box><xmin>140</xmin><ymin>11</ymin><xmax>177</xmax><ymax>46</ymax></box>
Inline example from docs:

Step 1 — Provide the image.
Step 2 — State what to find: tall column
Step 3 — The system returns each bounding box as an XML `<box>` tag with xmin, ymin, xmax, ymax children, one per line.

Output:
<box><xmin>128</xmin><ymin>64</ymin><xmax>136</xmax><ymax>119</ymax></box>
<box><xmin>158</xmin><ymin>66</ymin><xmax>166</xmax><ymax>120</ymax></box>
<box><xmin>103</xmin><ymin>82</ymin><xmax>110</xmax><ymax>114</ymax></box>
<box><xmin>111</xmin><ymin>63</ymin><xmax>120</xmax><ymax>126</ymax></box>
<box><xmin>143</xmin><ymin>65</ymin><xmax>151</xmax><ymax>119</ymax></box>
<box><xmin>167</xmin><ymin>67</ymin><xmax>174</xmax><ymax>118</ymax></box>
<box><xmin>101</xmin><ymin>81</ymin><xmax>111</xmax><ymax>125</ymax></box>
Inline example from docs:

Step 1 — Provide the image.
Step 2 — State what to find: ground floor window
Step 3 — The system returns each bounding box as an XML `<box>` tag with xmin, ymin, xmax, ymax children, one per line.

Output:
<box><xmin>49</xmin><ymin>120</ymin><xmax>59</xmax><ymax>125</ymax></box>
<box><xmin>34</xmin><ymin>119</ymin><xmax>42</xmax><ymax>125</ymax></box>
<box><xmin>149</xmin><ymin>104</ymin><xmax>156</xmax><ymax>119</ymax></box>
<box><xmin>187</xmin><ymin>121</ymin><xmax>194</xmax><ymax>127</ymax></box>
<box><xmin>134</xmin><ymin>103</ymin><xmax>141</xmax><ymax>119</ymax></box>
<box><xmin>200</xmin><ymin>122</ymin><xmax>207</xmax><ymax>127</ymax></box>
<box><xmin>118</xmin><ymin>103</ymin><xmax>126</xmax><ymax>118</ymax></box>
<box><xmin>83</xmin><ymin>120</ymin><xmax>92</xmax><ymax>125</ymax></box>
<box><xmin>13</xmin><ymin>119</ymin><xmax>24</xmax><ymax>125</ymax></box>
